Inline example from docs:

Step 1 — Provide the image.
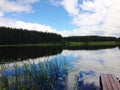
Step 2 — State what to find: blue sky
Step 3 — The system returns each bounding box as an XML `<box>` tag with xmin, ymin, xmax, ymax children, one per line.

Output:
<box><xmin>4</xmin><ymin>0</ymin><xmax>76</xmax><ymax>30</ymax></box>
<box><xmin>0</xmin><ymin>0</ymin><xmax>120</xmax><ymax>36</ymax></box>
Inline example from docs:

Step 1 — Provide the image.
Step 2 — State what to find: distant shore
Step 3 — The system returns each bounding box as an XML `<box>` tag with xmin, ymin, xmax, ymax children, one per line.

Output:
<box><xmin>0</xmin><ymin>41</ymin><xmax>119</xmax><ymax>47</ymax></box>
<box><xmin>0</xmin><ymin>27</ymin><xmax>119</xmax><ymax>47</ymax></box>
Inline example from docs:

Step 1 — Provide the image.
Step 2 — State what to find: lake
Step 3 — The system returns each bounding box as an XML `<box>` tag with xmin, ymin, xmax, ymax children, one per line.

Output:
<box><xmin>0</xmin><ymin>46</ymin><xmax>120</xmax><ymax>90</ymax></box>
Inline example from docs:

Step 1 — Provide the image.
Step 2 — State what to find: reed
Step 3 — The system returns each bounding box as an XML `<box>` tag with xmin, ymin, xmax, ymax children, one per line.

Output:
<box><xmin>0</xmin><ymin>58</ymin><xmax>68</xmax><ymax>90</ymax></box>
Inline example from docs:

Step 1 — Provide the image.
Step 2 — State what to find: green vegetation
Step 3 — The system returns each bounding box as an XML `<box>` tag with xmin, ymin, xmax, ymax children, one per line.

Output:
<box><xmin>66</xmin><ymin>41</ymin><xmax>119</xmax><ymax>46</ymax></box>
<box><xmin>65</xmin><ymin>42</ymin><xmax>86</xmax><ymax>46</ymax></box>
<box><xmin>87</xmin><ymin>41</ymin><xmax>119</xmax><ymax>46</ymax></box>
<box><xmin>0</xmin><ymin>27</ymin><xmax>63</xmax><ymax>45</ymax></box>
<box><xmin>0</xmin><ymin>41</ymin><xmax>119</xmax><ymax>48</ymax></box>
<box><xmin>0</xmin><ymin>43</ymin><xmax>64</xmax><ymax>47</ymax></box>
<box><xmin>0</xmin><ymin>27</ymin><xmax>119</xmax><ymax>47</ymax></box>
<box><xmin>64</xmin><ymin>36</ymin><xmax>119</xmax><ymax>42</ymax></box>
<box><xmin>0</xmin><ymin>59</ymin><xmax>68</xmax><ymax>90</ymax></box>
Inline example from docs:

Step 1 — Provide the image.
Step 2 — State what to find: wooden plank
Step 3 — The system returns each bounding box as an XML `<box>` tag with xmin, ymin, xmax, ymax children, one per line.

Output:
<box><xmin>100</xmin><ymin>74</ymin><xmax>120</xmax><ymax>90</ymax></box>
<box><xmin>108</xmin><ymin>74</ymin><xmax>119</xmax><ymax>90</ymax></box>
<box><xmin>111</xmin><ymin>75</ymin><xmax>120</xmax><ymax>90</ymax></box>
<box><xmin>104</xmin><ymin>74</ymin><xmax>113</xmax><ymax>90</ymax></box>
<box><xmin>100</xmin><ymin>74</ymin><xmax>108</xmax><ymax>90</ymax></box>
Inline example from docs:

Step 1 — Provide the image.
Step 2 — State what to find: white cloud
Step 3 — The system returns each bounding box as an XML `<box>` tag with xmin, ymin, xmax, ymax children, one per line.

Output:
<box><xmin>0</xmin><ymin>0</ymin><xmax>39</xmax><ymax>14</ymax></box>
<box><xmin>0</xmin><ymin>0</ymin><xmax>120</xmax><ymax>37</ymax></box>
<box><xmin>0</xmin><ymin>17</ymin><xmax>72</xmax><ymax>36</ymax></box>
<box><xmin>0</xmin><ymin>17</ymin><xmax>59</xmax><ymax>33</ymax></box>
<box><xmin>50</xmin><ymin>0</ymin><xmax>120</xmax><ymax>36</ymax></box>
<box><xmin>0</xmin><ymin>17</ymin><xmax>119</xmax><ymax>37</ymax></box>
<box><xmin>61</xmin><ymin>48</ymin><xmax>120</xmax><ymax>73</ymax></box>
<box><xmin>60</xmin><ymin>0</ymin><xmax>113</xmax><ymax>26</ymax></box>
<box><xmin>49</xmin><ymin>0</ymin><xmax>61</xmax><ymax>6</ymax></box>
<box><xmin>0</xmin><ymin>11</ymin><xmax>4</xmax><ymax>16</ymax></box>
<box><xmin>61</xmin><ymin>0</ymin><xmax>79</xmax><ymax>16</ymax></box>
<box><xmin>18</xmin><ymin>0</ymin><xmax>39</xmax><ymax>4</ymax></box>
<box><xmin>0</xmin><ymin>17</ymin><xmax>74</xmax><ymax>37</ymax></box>
<box><xmin>0</xmin><ymin>17</ymin><xmax>77</xmax><ymax>37</ymax></box>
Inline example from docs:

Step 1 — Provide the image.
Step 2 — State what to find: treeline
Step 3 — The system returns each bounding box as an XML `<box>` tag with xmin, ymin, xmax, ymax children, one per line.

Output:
<box><xmin>64</xmin><ymin>36</ymin><xmax>119</xmax><ymax>42</ymax></box>
<box><xmin>118</xmin><ymin>37</ymin><xmax>120</xmax><ymax>42</ymax></box>
<box><xmin>0</xmin><ymin>27</ymin><xmax>62</xmax><ymax>45</ymax></box>
<box><xmin>0</xmin><ymin>27</ymin><xmax>119</xmax><ymax>45</ymax></box>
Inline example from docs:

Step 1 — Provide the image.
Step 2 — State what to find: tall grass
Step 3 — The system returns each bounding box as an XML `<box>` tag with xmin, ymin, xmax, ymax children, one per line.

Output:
<box><xmin>0</xmin><ymin>58</ymin><xmax>68</xmax><ymax>90</ymax></box>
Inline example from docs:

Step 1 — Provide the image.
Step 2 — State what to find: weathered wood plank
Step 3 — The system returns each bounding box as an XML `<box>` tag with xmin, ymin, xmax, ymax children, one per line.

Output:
<box><xmin>108</xmin><ymin>74</ymin><xmax>119</xmax><ymax>90</ymax></box>
<box><xmin>100</xmin><ymin>74</ymin><xmax>120</xmax><ymax>90</ymax></box>
<box><xmin>100</xmin><ymin>74</ymin><xmax>108</xmax><ymax>90</ymax></box>
<box><xmin>104</xmin><ymin>74</ymin><xmax>113</xmax><ymax>90</ymax></box>
<box><xmin>111</xmin><ymin>75</ymin><xmax>120</xmax><ymax>90</ymax></box>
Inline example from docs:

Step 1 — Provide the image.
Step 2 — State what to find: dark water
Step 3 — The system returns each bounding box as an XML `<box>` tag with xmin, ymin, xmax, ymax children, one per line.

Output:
<box><xmin>0</xmin><ymin>45</ymin><xmax>118</xmax><ymax>61</ymax></box>
<box><xmin>0</xmin><ymin>45</ymin><xmax>120</xmax><ymax>90</ymax></box>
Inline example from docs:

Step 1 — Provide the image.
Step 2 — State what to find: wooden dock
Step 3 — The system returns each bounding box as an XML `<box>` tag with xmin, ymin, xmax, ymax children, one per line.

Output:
<box><xmin>100</xmin><ymin>74</ymin><xmax>120</xmax><ymax>90</ymax></box>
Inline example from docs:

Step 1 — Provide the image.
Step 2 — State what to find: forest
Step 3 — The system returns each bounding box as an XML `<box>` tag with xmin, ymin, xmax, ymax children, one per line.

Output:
<box><xmin>0</xmin><ymin>27</ymin><xmax>62</xmax><ymax>45</ymax></box>
<box><xmin>64</xmin><ymin>36</ymin><xmax>119</xmax><ymax>42</ymax></box>
<box><xmin>0</xmin><ymin>27</ymin><xmax>119</xmax><ymax>45</ymax></box>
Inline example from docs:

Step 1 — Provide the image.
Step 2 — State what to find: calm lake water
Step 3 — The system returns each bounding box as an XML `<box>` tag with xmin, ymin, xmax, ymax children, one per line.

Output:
<box><xmin>0</xmin><ymin>46</ymin><xmax>120</xmax><ymax>90</ymax></box>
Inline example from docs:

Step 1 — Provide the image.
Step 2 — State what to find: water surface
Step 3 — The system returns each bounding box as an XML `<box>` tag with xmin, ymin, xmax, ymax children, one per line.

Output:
<box><xmin>0</xmin><ymin>46</ymin><xmax>120</xmax><ymax>90</ymax></box>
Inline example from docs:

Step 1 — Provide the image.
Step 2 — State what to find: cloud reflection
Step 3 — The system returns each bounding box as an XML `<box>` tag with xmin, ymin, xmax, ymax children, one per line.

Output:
<box><xmin>61</xmin><ymin>47</ymin><xmax>120</xmax><ymax>89</ymax></box>
<box><xmin>1</xmin><ymin>47</ymin><xmax>119</xmax><ymax>90</ymax></box>
<box><xmin>61</xmin><ymin>47</ymin><xmax>120</xmax><ymax>74</ymax></box>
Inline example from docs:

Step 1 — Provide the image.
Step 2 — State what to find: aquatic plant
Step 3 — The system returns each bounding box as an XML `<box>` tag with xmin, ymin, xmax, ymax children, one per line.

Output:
<box><xmin>0</xmin><ymin>58</ymin><xmax>68</xmax><ymax>90</ymax></box>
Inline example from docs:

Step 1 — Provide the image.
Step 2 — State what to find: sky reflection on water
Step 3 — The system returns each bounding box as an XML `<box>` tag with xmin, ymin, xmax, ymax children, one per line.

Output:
<box><xmin>0</xmin><ymin>47</ymin><xmax>120</xmax><ymax>90</ymax></box>
<box><xmin>61</xmin><ymin>47</ymin><xmax>120</xmax><ymax>74</ymax></box>
<box><xmin>60</xmin><ymin>47</ymin><xmax>120</xmax><ymax>89</ymax></box>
